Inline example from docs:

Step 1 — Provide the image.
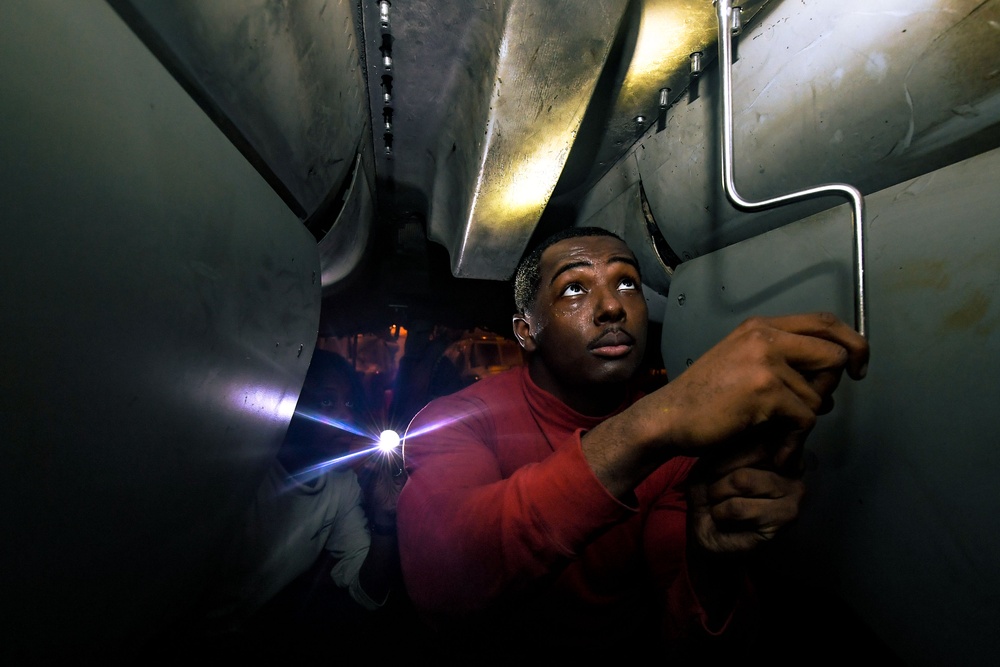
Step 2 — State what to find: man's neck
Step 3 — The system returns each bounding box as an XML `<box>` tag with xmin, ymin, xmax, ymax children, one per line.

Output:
<box><xmin>526</xmin><ymin>360</ymin><xmax>630</xmax><ymax>417</ymax></box>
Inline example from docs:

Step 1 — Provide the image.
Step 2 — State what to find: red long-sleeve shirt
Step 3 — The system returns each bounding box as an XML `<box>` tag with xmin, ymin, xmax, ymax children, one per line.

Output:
<box><xmin>397</xmin><ymin>366</ymin><xmax>751</xmax><ymax>657</ymax></box>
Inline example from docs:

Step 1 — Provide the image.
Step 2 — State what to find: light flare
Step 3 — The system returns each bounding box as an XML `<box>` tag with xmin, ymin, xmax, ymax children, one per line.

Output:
<box><xmin>400</xmin><ymin>414</ymin><xmax>465</xmax><ymax>440</ymax></box>
<box><xmin>294</xmin><ymin>408</ymin><xmax>369</xmax><ymax>438</ymax></box>
<box><xmin>378</xmin><ymin>429</ymin><xmax>401</xmax><ymax>452</ymax></box>
<box><xmin>288</xmin><ymin>403</ymin><xmax>474</xmax><ymax>485</ymax></box>
<box><xmin>287</xmin><ymin>411</ymin><xmax>403</xmax><ymax>484</ymax></box>
<box><xmin>290</xmin><ymin>444</ymin><xmax>379</xmax><ymax>482</ymax></box>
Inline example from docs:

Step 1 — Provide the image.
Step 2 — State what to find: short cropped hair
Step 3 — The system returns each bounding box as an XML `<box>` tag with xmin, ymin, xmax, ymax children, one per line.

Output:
<box><xmin>301</xmin><ymin>348</ymin><xmax>368</xmax><ymax>417</ymax></box>
<box><xmin>513</xmin><ymin>226</ymin><xmax>628</xmax><ymax>313</ymax></box>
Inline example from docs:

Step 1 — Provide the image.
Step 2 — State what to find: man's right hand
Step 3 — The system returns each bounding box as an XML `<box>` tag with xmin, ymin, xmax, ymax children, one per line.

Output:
<box><xmin>646</xmin><ymin>311</ymin><xmax>868</xmax><ymax>454</ymax></box>
<box><xmin>583</xmin><ymin>312</ymin><xmax>867</xmax><ymax>500</ymax></box>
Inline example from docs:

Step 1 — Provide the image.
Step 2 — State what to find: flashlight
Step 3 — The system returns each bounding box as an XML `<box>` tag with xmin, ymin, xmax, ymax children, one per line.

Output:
<box><xmin>378</xmin><ymin>429</ymin><xmax>401</xmax><ymax>453</ymax></box>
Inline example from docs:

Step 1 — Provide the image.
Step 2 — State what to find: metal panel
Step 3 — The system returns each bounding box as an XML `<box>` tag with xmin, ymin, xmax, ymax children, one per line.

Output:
<box><xmin>366</xmin><ymin>0</ymin><xmax>769</xmax><ymax>280</ymax></box>
<box><xmin>115</xmin><ymin>0</ymin><xmax>370</xmax><ymax>219</ymax></box>
<box><xmin>0</xmin><ymin>1</ymin><xmax>321</xmax><ymax>661</ymax></box>
<box><xmin>426</xmin><ymin>0</ymin><xmax>631</xmax><ymax>279</ymax></box>
<box><xmin>661</xmin><ymin>146</ymin><xmax>1000</xmax><ymax>667</ymax></box>
<box><xmin>628</xmin><ymin>0</ymin><xmax>1000</xmax><ymax>264</ymax></box>
<box><xmin>557</xmin><ymin>0</ymin><xmax>772</xmax><ymax>195</ymax></box>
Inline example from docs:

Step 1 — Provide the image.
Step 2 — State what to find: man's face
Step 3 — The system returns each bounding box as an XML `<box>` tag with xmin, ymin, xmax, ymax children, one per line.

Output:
<box><xmin>515</xmin><ymin>235</ymin><xmax>648</xmax><ymax>406</ymax></box>
<box><xmin>290</xmin><ymin>374</ymin><xmax>364</xmax><ymax>454</ymax></box>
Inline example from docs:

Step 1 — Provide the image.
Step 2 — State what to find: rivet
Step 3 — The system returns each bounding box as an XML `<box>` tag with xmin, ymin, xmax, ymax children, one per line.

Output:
<box><xmin>690</xmin><ymin>51</ymin><xmax>703</xmax><ymax>77</ymax></box>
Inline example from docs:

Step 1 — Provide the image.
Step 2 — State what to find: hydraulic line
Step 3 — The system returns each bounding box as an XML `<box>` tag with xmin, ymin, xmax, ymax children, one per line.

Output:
<box><xmin>714</xmin><ymin>0</ymin><xmax>868</xmax><ymax>337</ymax></box>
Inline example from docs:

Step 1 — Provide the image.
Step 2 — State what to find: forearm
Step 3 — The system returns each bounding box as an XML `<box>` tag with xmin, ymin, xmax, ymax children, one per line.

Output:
<box><xmin>581</xmin><ymin>388</ymin><xmax>686</xmax><ymax>500</ymax></box>
<box><xmin>583</xmin><ymin>312</ymin><xmax>870</xmax><ymax>503</ymax></box>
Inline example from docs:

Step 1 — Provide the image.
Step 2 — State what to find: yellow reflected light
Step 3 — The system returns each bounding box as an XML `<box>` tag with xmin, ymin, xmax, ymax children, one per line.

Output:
<box><xmin>631</xmin><ymin>4</ymin><xmax>691</xmax><ymax>78</ymax></box>
<box><xmin>621</xmin><ymin>1</ymin><xmax>717</xmax><ymax>107</ymax></box>
<box><xmin>501</xmin><ymin>139</ymin><xmax>571</xmax><ymax>218</ymax></box>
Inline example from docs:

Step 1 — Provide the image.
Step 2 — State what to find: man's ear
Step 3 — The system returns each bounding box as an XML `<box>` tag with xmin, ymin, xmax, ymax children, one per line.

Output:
<box><xmin>512</xmin><ymin>314</ymin><xmax>537</xmax><ymax>353</ymax></box>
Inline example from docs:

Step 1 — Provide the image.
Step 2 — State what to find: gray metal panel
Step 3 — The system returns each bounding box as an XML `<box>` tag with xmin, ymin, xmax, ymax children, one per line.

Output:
<box><xmin>629</xmin><ymin>0</ymin><xmax>1000</xmax><ymax>263</ymax></box>
<box><xmin>119</xmin><ymin>0</ymin><xmax>370</xmax><ymax>218</ymax></box>
<box><xmin>661</xmin><ymin>147</ymin><xmax>1000</xmax><ymax>667</ymax></box>
<box><xmin>0</xmin><ymin>1</ymin><xmax>320</xmax><ymax>661</ymax></box>
<box><xmin>426</xmin><ymin>0</ymin><xmax>631</xmax><ymax>279</ymax></box>
<box><xmin>361</xmin><ymin>0</ymin><xmax>509</xmax><ymax>247</ymax></box>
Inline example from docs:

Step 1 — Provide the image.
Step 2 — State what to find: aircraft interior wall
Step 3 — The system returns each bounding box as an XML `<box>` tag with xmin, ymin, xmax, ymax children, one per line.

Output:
<box><xmin>569</xmin><ymin>4</ymin><xmax>1000</xmax><ymax>662</ymax></box>
<box><xmin>578</xmin><ymin>149</ymin><xmax>1000</xmax><ymax>667</ymax></box>
<box><xmin>1</xmin><ymin>1</ymin><xmax>323</xmax><ymax>661</ymax></box>
<box><xmin>659</xmin><ymin>147</ymin><xmax>1000</xmax><ymax>666</ymax></box>
<box><xmin>2</xmin><ymin>0</ymin><xmax>999</xmax><ymax>664</ymax></box>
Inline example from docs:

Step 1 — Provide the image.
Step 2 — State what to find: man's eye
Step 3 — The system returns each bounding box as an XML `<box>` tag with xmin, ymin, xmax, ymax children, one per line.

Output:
<box><xmin>561</xmin><ymin>283</ymin><xmax>585</xmax><ymax>296</ymax></box>
<box><xmin>320</xmin><ymin>398</ymin><xmax>334</xmax><ymax>408</ymax></box>
<box><xmin>619</xmin><ymin>277</ymin><xmax>638</xmax><ymax>291</ymax></box>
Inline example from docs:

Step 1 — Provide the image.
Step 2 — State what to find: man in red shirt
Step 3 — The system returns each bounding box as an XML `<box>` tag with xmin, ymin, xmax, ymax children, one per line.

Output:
<box><xmin>396</xmin><ymin>227</ymin><xmax>869</xmax><ymax>659</ymax></box>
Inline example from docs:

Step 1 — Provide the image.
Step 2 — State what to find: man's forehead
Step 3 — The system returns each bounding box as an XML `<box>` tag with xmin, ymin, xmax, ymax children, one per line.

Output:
<box><xmin>303</xmin><ymin>375</ymin><xmax>350</xmax><ymax>395</ymax></box>
<box><xmin>540</xmin><ymin>235</ymin><xmax>636</xmax><ymax>275</ymax></box>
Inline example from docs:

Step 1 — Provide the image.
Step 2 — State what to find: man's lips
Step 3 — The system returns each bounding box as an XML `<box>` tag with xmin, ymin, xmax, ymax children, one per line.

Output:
<box><xmin>588</xmin><ymin>329</ymin><xmax>636</xmax><ymax>356</ymax></box>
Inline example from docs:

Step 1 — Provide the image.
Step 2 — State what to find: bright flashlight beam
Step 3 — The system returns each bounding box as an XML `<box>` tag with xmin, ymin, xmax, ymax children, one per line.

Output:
<box><xmin>289</xmin><ymin>407</ymin><xmax>470</xmax><ymax>486</ymax></box>
<box><xmin>289</xmin><ymin>444</ymin><xmax>383</xmax><ymax>483</ymax></box>
<box><xmin>401</xmin><ymin>415</ymin><xmax>465</xmax><ymax>440</ymax></box>
<box><xmin>288</xmin><ymin>430</ymin><xmax>403</xmax><ymax>486</ymax></box>
<box><xmin>294</xmin><ymin>409</ymin><xmax>370</xmax><ymax>438</ymax></box>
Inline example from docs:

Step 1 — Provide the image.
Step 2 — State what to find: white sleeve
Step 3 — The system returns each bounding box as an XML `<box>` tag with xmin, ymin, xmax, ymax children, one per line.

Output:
<box><xmin>322</xmin><ymin>470</ymin><xmax>383</xmax><ymax>610</ymax></box>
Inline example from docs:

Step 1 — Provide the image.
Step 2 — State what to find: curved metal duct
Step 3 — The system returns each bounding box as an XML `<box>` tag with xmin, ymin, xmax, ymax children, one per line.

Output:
<box><xmin>316</xmin><ymin>151</ymin><xmax>376</xmax><ymax>293</ymax></box>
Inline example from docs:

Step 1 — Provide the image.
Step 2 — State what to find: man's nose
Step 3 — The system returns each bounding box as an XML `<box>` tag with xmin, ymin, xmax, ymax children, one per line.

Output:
<box><xmin>593</xmin><ymin>287</ymin><xmax>626</xmax><ymax>322</ymax></box>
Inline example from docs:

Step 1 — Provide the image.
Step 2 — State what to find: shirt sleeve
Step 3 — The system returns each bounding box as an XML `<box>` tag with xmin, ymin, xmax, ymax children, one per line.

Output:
<box><xmin>396</xmin><ymin>394</ymin><xmax>634</xmax><ymax>616</ymax></box>
<box><xmin>321</xmin><ymin>470</ymin><xmax>382</xmax><ymax>610</ymax></box>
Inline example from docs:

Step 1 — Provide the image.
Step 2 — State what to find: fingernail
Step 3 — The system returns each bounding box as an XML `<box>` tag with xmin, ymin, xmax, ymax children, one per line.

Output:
<box><xmin>858</xmin><ymin>362</ymin><xmax>868</xmax><ymax>379</ymax></box>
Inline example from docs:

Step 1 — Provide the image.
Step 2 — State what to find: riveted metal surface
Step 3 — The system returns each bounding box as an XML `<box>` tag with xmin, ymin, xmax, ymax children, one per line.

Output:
<box><xmin>633</xmin><ymin>0</ymin><xmax>1000</xmax><ymax>262</ymax></box>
